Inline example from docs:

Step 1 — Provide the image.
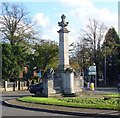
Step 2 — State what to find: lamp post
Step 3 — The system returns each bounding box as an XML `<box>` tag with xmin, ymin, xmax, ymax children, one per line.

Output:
<box><xmin>104</xmin><ymin>45</ymin><xmax>106</xmax><ymax>86</ymax></box>
<box><xmin>90</xmin><ymin>48</ymin><xmax>92</xmax><ymax>66</ymax></box>
<box><xmin>93</xmin><ymin>63</ymin><xmax>97</xmax><ymax>88</ymax></box>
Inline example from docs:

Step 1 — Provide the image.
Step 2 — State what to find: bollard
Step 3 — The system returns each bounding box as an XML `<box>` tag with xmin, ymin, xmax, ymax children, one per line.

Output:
<box><xmin>5</xmin><ymin>81</ymin><xmax>7</xmax><ymax>92</ymax></box>
<box><xmin>87</xmin><ymin>82</ymin><xmax>90</xmax><ymax>89</ymax></box>
<box><xmin>16</xmin><ymin>81</ymin><xmax>19</xmax><ymax>90</ymax></box>
<box><xmin>90</xmin><ymin>82</ymin><xmax>94</xmax><ymax>90</ymax></box>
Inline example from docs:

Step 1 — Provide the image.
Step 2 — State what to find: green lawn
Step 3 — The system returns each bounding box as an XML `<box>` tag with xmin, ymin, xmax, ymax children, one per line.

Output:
<box><xmin>18</xmin><ymin>97</ymin><xmax>120</xmax><ymax>110</ymax></box>
<box><xmin>94</xmin><ymin>93</ymin><xmax>120</xmax><ymax>97</ymax></box>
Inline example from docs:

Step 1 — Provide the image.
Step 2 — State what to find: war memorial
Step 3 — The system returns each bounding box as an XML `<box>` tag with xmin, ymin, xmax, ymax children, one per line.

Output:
<box><xmin>42</xmin><ymin>14</ymin><xmax>84</xmax><ymax>97</ymax></box>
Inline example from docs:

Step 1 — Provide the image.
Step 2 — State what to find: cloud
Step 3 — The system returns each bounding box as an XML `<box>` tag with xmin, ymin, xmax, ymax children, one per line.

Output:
<box><xmin>61</xmin><ymin>0</ymin><xmax>93</xmax><ymax>7</ymax></box>
<box><xmin>60</xmin><ymin>0</ymin><xmax>118</xmax><ymax>44</ymax></box>
<box><xmin>70</xmin><ymin>6</ymin><xmax>117</xmax><ymax>30</ymax></box>
<box><xmin>33</xmin><ymin>0</ymin><xmax>118</xmax><ymax>45</ymax></box>
<box><xmin>91</xmin><ymin>0</ymin><xmax>119</xmax><ymax>2</ymax></box>
<box><xmin>33</xmin><ymin>13</ymin><xmax>50</xmax><ymax>28</ymax></box>
<box><xmin>33</xmin><ymin>12</ymin><xmax>76</xmax><ymax>44</ymax></box>
<box><xmin>53</xmin><ymin>7</ymin><xmax>58</xmax><ymax>10</ymax></box>
<box><xmin>41</xmin><ymin>25</ymin><xmax>59</xmax><ymax>42</ymax></box>
<box><xmin>33</xmin><ymin>13</ymin><xmax>60</xmax><ymax>42</ymax></box>
<box><xmin>67</xmin><ymin>27</ymin><xmax>80</xmax><ymax>44</ymax></box>
<box><xmin>62</xmin><ymin>0</ymin><xmax>117</xmax><ymax>30</ymax></box>
<box><xmin>41</xmin><ymin>34</ymin><xmax>54</xmax><ymax>40</ymax></box>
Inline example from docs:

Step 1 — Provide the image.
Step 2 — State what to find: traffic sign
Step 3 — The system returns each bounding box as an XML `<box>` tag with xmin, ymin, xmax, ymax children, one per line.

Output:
<box><xmin>38</xmin><ymin>72</ymin><xmax>41</xmax><ymax>77</ymax></box>
<box><xmin>88</xmin><ymin>66</ymin><xmax>96</xmax><ymax>72</ymax></box>
<box><xmin>88</xmin><ymin>72</ymin><xmax>96</xmax><ymax>75</ymax></box>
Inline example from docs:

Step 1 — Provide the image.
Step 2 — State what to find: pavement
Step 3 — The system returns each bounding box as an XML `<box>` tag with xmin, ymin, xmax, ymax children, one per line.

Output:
<box><xmin>2</xmin><ymin>90</ymin><xmax>120</xmax><ymax>118</ymax></box>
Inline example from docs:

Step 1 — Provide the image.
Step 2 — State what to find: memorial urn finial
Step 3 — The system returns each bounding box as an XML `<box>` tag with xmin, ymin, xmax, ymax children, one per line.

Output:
<box><xmin>58</xmin><ymin>14</ymin><xmax>70</xmax><ymax>33</ymax></box>
<box><xmin>58</xmin><ymin>14</ymin><xmax>69</xmax><ymax>28</ymax></box>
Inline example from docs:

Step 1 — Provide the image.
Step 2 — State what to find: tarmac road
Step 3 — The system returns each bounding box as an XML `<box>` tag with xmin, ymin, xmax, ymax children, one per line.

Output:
<box><xmin>1</xmin><ymin>88</ymin><xmax>119</xmax><ymax>118</ymax></box>
<box><xmin>1</xmin><ymin>91</ymin><xmax>72</xmax><ymax>117</ymax></box>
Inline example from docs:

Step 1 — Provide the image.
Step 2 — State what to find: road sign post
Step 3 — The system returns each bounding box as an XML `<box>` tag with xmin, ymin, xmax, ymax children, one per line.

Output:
<box><xmin>88</xmin><ymin>66</ymin><xmax>97</xmax><ymax>88</ymax></box>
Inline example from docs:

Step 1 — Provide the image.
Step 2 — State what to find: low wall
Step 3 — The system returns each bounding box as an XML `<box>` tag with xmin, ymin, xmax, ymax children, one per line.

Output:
<box><xmin>1</xmin><ymin>81</ymin><xmax>28</xmax><ymax>92</ymax></box>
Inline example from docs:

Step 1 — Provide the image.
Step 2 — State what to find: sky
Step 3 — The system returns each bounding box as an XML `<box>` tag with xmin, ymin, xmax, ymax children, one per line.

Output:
<box><xmin>0</xmin><ymin>0</ymin><xmax>119</xmax><ymax>44</ymax></box>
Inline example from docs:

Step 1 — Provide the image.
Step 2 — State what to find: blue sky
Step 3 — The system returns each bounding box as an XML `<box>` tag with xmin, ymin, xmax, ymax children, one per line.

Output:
<box><xmin>0</xmin><ymin>0</ymin><xmax>119</xmax><ymax>44</ymax></box>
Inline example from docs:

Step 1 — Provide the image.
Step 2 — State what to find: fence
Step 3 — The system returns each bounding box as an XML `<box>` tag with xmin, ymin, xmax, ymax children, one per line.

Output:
<box><xmin>1</xmin><ymin>81</ymin><xmax>28</xmax><ymax>92</ymax></box>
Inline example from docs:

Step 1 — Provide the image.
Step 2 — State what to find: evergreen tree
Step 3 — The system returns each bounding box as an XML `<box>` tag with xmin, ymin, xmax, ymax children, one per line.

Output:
<box><xmin>103</xmin><ymin>27</ymin><xmax>120</xmax><ymax>85</ymax></box>
<box><xmin>2</xmin><ymin>43</ymin><xmax>27</xmax><ymax>81</ymax></box>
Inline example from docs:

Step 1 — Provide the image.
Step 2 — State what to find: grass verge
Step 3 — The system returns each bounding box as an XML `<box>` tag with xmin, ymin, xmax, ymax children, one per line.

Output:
<box><xmin>94</xmin><ymin>93</ymin><xmax>120</xmax><ymax>97</ymax></box>
<box><xmin>18</xmin><ymin>97</ymin><xmax>120</xmax><ymax>110</ymax></box>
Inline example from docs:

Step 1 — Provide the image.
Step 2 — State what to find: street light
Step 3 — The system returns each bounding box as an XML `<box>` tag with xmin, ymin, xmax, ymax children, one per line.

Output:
<box><xmin>104</xmin><ymin>43</ymin><xmax>106</xmax><ymax>86</ymax></box>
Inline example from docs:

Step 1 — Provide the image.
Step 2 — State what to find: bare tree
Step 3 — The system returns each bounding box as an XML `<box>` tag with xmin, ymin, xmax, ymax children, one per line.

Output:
<box><xmin>73</xmin><ymin>38</ymin><xmax>91</xmax><ymax>76</ymax></box>
<box><xmin>82</xmin><ymin>19</ymin><xmax>107</xmax><ymax>80</ymax></box>
<box><xmin>0</xmin><ymin>2</ymin><xmax>37</xmax><ymax>46</ymax></box>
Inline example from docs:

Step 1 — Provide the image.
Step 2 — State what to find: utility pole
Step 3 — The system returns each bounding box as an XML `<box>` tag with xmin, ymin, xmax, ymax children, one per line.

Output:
<box><xmin>104</xmin><ymin>45</ymin><xmax>106</xmax><ymax>86</ymax></box>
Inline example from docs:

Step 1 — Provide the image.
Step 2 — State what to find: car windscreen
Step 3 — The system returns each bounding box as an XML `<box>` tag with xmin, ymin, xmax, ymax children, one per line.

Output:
<box><xmin>35</xmin><ymin>83</ymin><xmax>43</xmax><ymax>87</ymax></box>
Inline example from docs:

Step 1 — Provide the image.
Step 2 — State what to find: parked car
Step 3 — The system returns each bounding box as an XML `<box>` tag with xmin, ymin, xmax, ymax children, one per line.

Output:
<box><xmin>118</xmin><ymin>83</ymin><xmax>120</xmax><ymax>91</ymax></box>
<box><xmin>29</xmin><ymin>83</ymin><xmax>44</xmax><ymax>96</ymax></box>
<box><xmin>84</xmin><ymin>80</ymin><xmax>88</xmax><ymax>87</ymax></box>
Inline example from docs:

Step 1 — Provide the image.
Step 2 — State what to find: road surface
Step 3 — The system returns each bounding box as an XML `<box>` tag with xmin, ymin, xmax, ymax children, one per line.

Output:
<box><xmin>1</xmin><ymin>91</ymin><xmax>71</xmax><ymax>117</ymax></box>
<box><xmin>1</xmin><ymin>88</ymin><xmax>119</xmax><ymax>117</ymax></box>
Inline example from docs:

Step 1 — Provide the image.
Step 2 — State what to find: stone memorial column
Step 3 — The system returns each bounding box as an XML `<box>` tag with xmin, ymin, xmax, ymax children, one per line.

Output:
<box><xmin>57</xmin><ymin>14</ymin><xmax>70</xmax><ymax>70</ymax></box>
